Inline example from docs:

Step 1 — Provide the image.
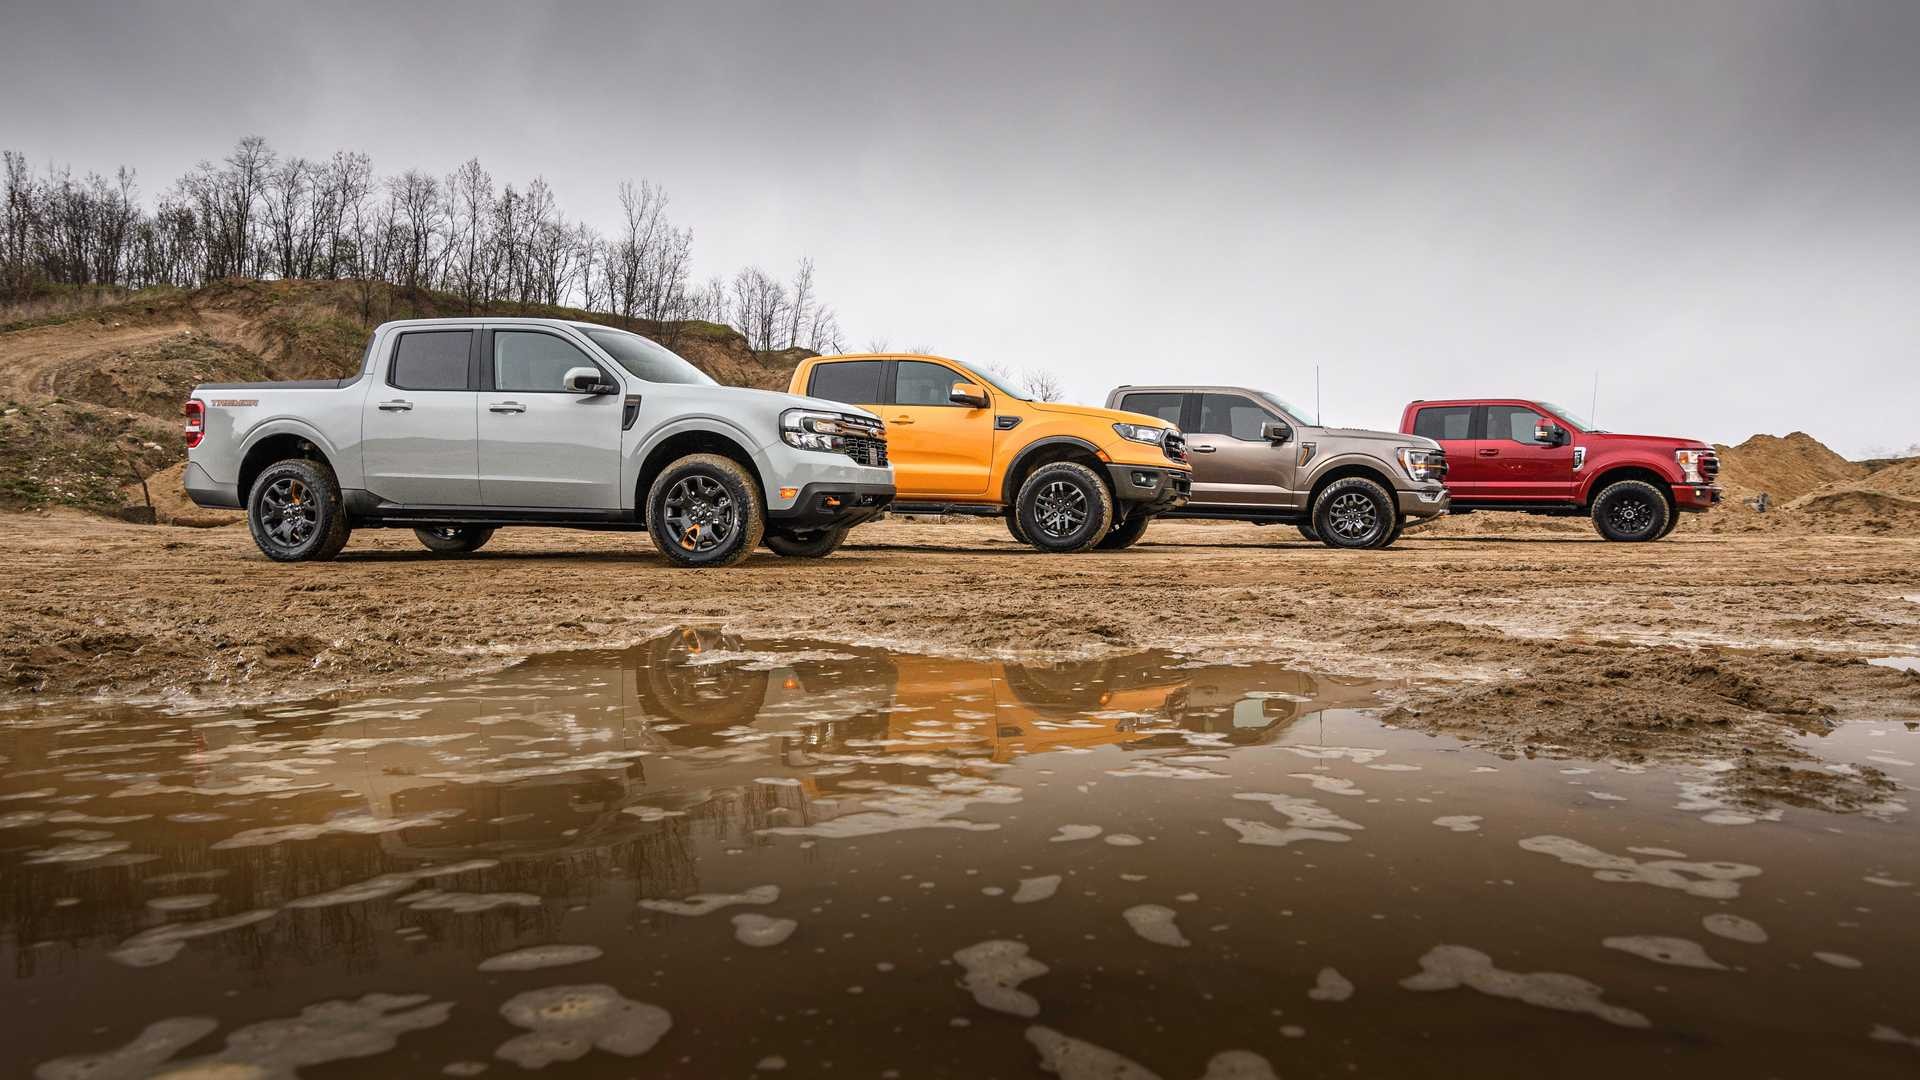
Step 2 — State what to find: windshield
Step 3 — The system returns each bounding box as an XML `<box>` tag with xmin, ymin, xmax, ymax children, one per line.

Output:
<box><xmin>1537</xmin><ymin>401</ymin><xmax>1600</xmax><ymax>432</ymax></box>
<box><xmin>583</xmin><ymin>327</ymin><xmax>715</xmax><ymax>386</ymax></box>
<box><xmin>958</xmin><ymin>362</ymin><xmax>1028</xmax><ymax>402</ymax></box>
<box><xmin>1257</xmin><ymin>391</ymin><xmax>1310</xmax><ymax>425</ymax></box>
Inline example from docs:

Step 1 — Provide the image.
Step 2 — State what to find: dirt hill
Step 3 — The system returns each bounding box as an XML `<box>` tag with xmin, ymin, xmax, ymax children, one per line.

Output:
<box><xmin>1711</xmin><ymin>431</ymin><xmax>1867</xmax><ymax>506</ymax></box>
<box><xmin>0</xmin><ymin>279</ymin><xmax>810</xmax><ymax>521</ymax></box>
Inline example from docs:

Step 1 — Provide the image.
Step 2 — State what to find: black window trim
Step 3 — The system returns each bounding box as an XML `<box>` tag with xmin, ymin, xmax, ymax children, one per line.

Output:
<box><xmin>1411</xmin><ymin>403</ymin><xmax>1479</xmax><ymax>443</ymax></box>
<box><xmin>1192</xmin><ymin>390</ymin><xmax>1281</xmax><ymax>443</ymax></box>
<box><xmin>386</xmin><ymin>327</ymin><xmax>480</xmax><ymax>392</ymax></box>
<box><xmin>807</xmin><ymin>358</ymin><xmax>892</xmax><ymax>407</ymax></box>
<box><xmin>1117</xmin><ymin>391</ymin><xmax>1188</xmax><ymax>429</ymax></box>
<box><xmin>481</xmin><ymin>325</ymin><xmax>616</xmax><ymax>395</ymax></box>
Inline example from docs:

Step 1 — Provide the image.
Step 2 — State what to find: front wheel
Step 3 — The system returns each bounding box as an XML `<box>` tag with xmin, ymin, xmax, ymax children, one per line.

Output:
<box><xmin>646</xmin><ymin>453</ymin><xmax>765</xmax><ymax>568</ymax></box>
<box><xmin>1095</xmin><ymin>513</ymin><xmax>1151</xmax><ymax>551</ymax></box>
<box><xmin>1005</xmin><ymin>511</ymin><xmax>1031</xmax><ymax>546</ymax></box>
<box><xmin>765</xmin><ymin>525</ymin><xmax>849</xmax><ymax>559</ymax></box>
<box><xmin>1591</xmin><ymin>479</ymin><xmax>1671</xmax><ymax>542</ymax></box>
<box><xmin>1311</xmin><ymin>477</ymin><xmax>1395</xmax><ymax>550</ymax></box>
<box><xmin>247</xmin><ymin>458</ymin><xmax>351</xmax><ymax>562</ymax></box>
<box><xmin>1015</xmin><ymin>461</ymin><xmax>1115</xmax><ymax>553</ymax></box>
<box><xmin>1296</xmin><ymin>524</ymin><xmax>1320</xmax><ymax>543</ymax></box>
<box><xmin>414</xmin><ymin>526</ymin><xmax>494</xmax><ymax>555</ymax></box>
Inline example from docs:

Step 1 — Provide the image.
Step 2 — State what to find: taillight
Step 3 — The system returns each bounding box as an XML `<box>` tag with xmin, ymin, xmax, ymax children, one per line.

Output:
<box><xmin>184</xmin><ymin>399</ymin><xmax>205</xmax><ymax>449</ymax></box>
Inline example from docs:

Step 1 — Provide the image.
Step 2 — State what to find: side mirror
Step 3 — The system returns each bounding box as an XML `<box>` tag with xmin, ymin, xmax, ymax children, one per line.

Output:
<box><xmin>1533</xmin><ymin>419</ymin><xmax>1565</xmax><ymax>446</ymax></box>
<box><xmin>1263</xmin><ymin>422</ymin><xmax>1292</xmax><ymax>444</ymax></box>
<box><xmin>949</xmin><ymin>381</ymin><xmax>989</xmax><ymax>408</ymax></box>
<box><xmin>565</xmin><ymin>366</ymin><xmax>616</xmax><ymax>394</ymax></box>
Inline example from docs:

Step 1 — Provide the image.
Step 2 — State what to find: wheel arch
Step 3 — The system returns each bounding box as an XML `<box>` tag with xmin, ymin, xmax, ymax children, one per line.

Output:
<box><xmin>1000</xmin><ymin>436</ymin><xmax>1109</xmax><ymax>506</ymax></box>
<box><xmin>1305</xmin><ymin>460</ymin><xmax>1399</xmax><ymax>514</ymax></box>
<box><xmin>634</xmin><ymin>427</ymin><xmax>766</xmax><ymax>523</ymax></box>
<box><xmin>237</xmin><ymin>423</ymin><xmax>339</xmax><ymax>504</ymax></box>
<box><xmin>1580</xmin><ymin>465</ymin><xmax>1674</xmax><ymax>512</ymax></box>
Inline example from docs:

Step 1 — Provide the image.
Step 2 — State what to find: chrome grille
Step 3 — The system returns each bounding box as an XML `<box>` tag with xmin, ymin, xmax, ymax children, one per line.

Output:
<box><xmin>1700</xmin><ymin>450</ymin><xmax>1720</xmax><ymax>482</ymax></box>
<box><xmin>1162</xmin><ymin>430</ymin><xmax>1188</xmax><ymax>463</ymax></box>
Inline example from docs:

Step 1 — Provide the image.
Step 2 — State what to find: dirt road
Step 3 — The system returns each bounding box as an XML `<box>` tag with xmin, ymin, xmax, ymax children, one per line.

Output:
<box><xmin>5</xmin><ymin>512</ymin><xmax>1917</xmax><ymax>807</ymax></box>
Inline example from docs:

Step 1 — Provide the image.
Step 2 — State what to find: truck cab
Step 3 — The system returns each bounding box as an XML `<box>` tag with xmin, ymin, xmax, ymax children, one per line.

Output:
<box><xmin>1399</xmin><ymin>398</ymin><xmax>1721</xmax><ymax>541</ymax></box>
<box><xmin>790</xmin><ymin>354</ymin><xmax>1191</xmax><ymax>552</ymax></box>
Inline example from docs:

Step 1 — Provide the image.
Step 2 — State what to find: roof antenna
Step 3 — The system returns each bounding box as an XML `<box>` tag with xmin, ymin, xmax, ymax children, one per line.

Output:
<box><xmin>1316</xmin><ymin>365</ymin><xmax>1322</xmax><ymax>425</ymax></box>
<box><xmin>1589</xmin><ymin>370</ymin><xmax>1599</xmax><ymax>427</ymax></box>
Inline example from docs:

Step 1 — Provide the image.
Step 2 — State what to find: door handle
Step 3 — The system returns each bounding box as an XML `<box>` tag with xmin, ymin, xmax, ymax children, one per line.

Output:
<box><xmin>377</xmin><ymin>400</ymin><xmax>413</xmax><ymax>412</ymax></box>
<box><xmin>889</xmin><ymin>416</ymin><xmax>915</xmax><ymax>425</ymax></box>
<box><xmin>489</xmin><ymin>401</ymin><xmax>527</xmax><ymax>414</ymax></box>
<box><xmin>1190</xmin><ymin>443</ymin><xmax>1217</xmax><ymax>453</ymax></box>
<box><xmin>1478</xmin><ymin>448</ymin><xmax>1500</xmax><ymax>457</ymax></box>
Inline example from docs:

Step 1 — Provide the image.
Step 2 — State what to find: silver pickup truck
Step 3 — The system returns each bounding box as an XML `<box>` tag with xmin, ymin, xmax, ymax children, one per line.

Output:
<box><xmin>184</xmin><ymin>317</ymin><xmax>895</xmax><ymax>567</ymax></box>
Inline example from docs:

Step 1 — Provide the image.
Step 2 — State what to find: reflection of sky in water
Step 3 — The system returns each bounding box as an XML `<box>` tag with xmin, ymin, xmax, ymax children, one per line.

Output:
<box><xmin>3</xmin><ymin>631</ymin><xmax>1918</xmax><ymax>1078</ymax></box>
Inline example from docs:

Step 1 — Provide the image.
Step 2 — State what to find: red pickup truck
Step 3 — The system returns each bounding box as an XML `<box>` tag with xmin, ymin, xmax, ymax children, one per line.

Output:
<box><xmin>1398</xmin><ymin>399</ymin><xmax>1720</xmax><ymax>541</ymax></box>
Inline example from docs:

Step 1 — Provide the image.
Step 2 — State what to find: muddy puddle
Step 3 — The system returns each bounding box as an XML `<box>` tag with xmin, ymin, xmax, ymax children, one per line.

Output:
<box><xmin>3</xmin><ymin>631</ymin><xmax>1917</xmax><ymax>1078</ymax></box>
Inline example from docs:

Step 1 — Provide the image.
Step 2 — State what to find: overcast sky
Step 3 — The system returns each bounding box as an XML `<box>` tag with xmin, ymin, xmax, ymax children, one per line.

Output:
<box><xmin>5</xmin><ymin>1</ymin><xmax>1916</xmax><ymax>454</ymax></box>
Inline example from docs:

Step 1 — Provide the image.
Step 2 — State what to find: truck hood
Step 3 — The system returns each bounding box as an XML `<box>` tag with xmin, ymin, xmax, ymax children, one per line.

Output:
<box><xmin>1307</xmin><ymin>425</ymin><xmax>1441</xmax><ymax>451</ymax></box>
<box><xmin>689</xmin><ymin>384</ymin><xmax>882</xmax><ymax>422</ymax></box>
<box><xmin>1027</xmin><ymin>400</ymin><xmax>1176</xmax><ymax>429</ymax></box>
<box><xmin>1584</xmin><ymin>431</ymin><xmax>1711</xmax><ymax>450</ymax></box>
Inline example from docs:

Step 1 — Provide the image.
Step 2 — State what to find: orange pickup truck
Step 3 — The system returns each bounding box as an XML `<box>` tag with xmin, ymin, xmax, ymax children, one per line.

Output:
<box><xmin>789</xmin><ymin>354</ymin><xmax>1192</xmax><ymax>552</ymax></box>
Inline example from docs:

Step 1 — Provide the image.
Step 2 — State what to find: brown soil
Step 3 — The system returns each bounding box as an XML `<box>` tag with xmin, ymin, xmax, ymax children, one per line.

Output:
<box><xmin>5</xmin><ymin>512</ymin><xmax>1916</xmax><ymax>810</ymax></box>
<box><xmin>1714</xmin><ymin>431</ymin><xmax>1866</xmax><ymax>505</ymax></box>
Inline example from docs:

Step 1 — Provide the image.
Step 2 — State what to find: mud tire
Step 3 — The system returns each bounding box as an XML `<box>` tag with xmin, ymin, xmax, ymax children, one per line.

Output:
<box><xmin>765</xmin><ymin>525</ymin><xmax>849</xmax><ymax>559</ymax></box>
<box><xmin>646</xmin><ymin>453</ymin><xmax>765</xmax><ymax>568</ymax></box>
<box><xmin>247</xmin><ymin>458</ymin><xmax>351</xmax><ymax>562</ymax></box>
<box><xmin>1095</xmin><ymin>513</ymin><xmax>1151</xmax><ymax>551</ymax></box>
<box><xmin>414</xmin><ymin>526</ymin><xmax>494</xmax><ymax>555</ymax></box>
<box><xmin>1005</xmin><ymin>511</ymin><xmax>1031</xmax><ymax>546</ymax></box>
<box><xmin>1311</xmin><ymin>476</ymin><xmax>1396</xmax><ymax>550</ymax></box>
<box><xmin>1015</xmin><ymin>461</ymin><xmax>1114</xmax><ymax>553</ymax></box>
<box><xmin>1296</xmin><ymin>524</ymin><xmax>1320</xmax><ymax>543</ymax></box>
<box><xmin>1591</xmin><ymin>479</ymin><xmax>1671</xmax><ymax>542</ymax></box>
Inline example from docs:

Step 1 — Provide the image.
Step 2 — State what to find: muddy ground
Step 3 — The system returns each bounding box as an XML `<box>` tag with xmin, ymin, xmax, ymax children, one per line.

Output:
<box><xmin>4</xmin><ymin>511</ymin><xmax>1918</xmax><ymax>808</ymax></box>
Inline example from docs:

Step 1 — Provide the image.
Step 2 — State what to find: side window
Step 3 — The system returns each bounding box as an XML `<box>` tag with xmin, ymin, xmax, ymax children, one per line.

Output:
<box><xmin>807</xmin><ymin>360</ymin><xmax>886</xmax><ymax>405</ymax></box>
<box><xmin>1412</xmin><ymin>406</ymin><xmax>1473</xmax><ymax>441</ymax></box>
<box><xmin>895</xmin><ymin>360</ymin><xmax>967</xmax><ymax>406</ymax></box>
<box><xmin>494</xmin><ymin>330</ymin><xmax>599</xmax><ymax>392</ymax></box>
<box><xmin>1486</xmin><ymin>405</ymin><xmax>1545</xmax><ymax>443</ymax></box>
<box><xmin>1119</xmin><ymin>392</ymin><xmax>1184</xmax><ymax>426</ymax></box>
<box><xmin>1194</xmin><ymin>393</ymin><xmax>1270</xmax><ymax>441</ymax></box>
<box><xmin>389</xmin><ymin>330</ymin><xmax>473</xmax><ymax>391</ymax></box>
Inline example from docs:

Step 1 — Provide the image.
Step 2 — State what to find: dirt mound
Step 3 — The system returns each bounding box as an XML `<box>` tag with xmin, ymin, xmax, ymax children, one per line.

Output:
<box><xmin>123</xmin><ymin>461</ymin><xmax>243</xmax><ymax>527</ymax></box>
<box><xmin>0</xmin><ymin>399</ymin><xmax>179</xmax><ymax>512</ymax></box>
<box><xmin>43</xmin><ymin>331</ymin><xmax>277</xmax><ymax>420</ymax></box>
<box><xmin>1713</xmin><ymin>431</ymin><xmax>1864</xmax><ymax>505</ymax></box>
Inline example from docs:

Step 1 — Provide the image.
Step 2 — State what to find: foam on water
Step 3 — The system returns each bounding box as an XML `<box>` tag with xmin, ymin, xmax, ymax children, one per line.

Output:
<box><xmin>1602</xmin><ymin>936</ymin><xmax>1727</xmax><ymax>969</ymax></box>
<box><xmin>1050</xmin><ymin>824</ymin><xmax>1103</xmax><ymax>843</ymax></box>
<box><xmin>1122</xmin><ymin>904</ymin><xmax>1190</xmax><ymax>947</ymax></box>
<box><xmin>1701</xmin><ymin>913</ymin><xmax>1769</xmax><ymax>944</ymax></box>
<box><xmin>1024</xmin><ymin>1026</ymin><xmax>1157</xmax><ymax>1079</ymax></box>
<box><xmin>1104</xmin><ymin>833</ymin><xmax>1144</xmax><ymax>847</ymax></box>
<box><xmin>478</xmin><ymin>944</ymin><xmax>605</xmax><ymax>972</ymax></box>
<box><xmin>1517</xmin><ymin>835</ymin><xmax>1761</xmax><ymax>899</ymax></box>
<box><xmin>495</xmin><ymin>985</ymin><xmax>672</xmax><ymax>1068</ymax></box>
<box><xmin>1813</xmin><ymin>951</ymin><xmax>1863</xmax><ymax>969</ymax></box>
<box><xmin>210</xmin><ymin>811</ymin><xmax>461</xmax><ymax>850</ymax></box>
<box><xmin>1289</xmin><ymin>774</ymin><xmax>1363</xmax><ymax>797</ymax></box>
<box><xmin>33</xmin><ymin>1017</ymin><xmax>219</xmax><ymax>1080</ymax></box>
<box><xmin>1399</xmin><ymin>945</ymin><xmax>1650</xmax><ymax>1028</ymax></box>
<box><xmin>732</xmin><ymin>913</ymin><xmax>798</xmax><ymax>947</ymax></box>
<box><xmin>397</xmin><ymin>889</ymin><xmax>540</xmax><ymax>913</ymax></box>
<box><xmin>1308</xmin><ymin>967</ymin><xmax>1354</xmax><ymax>1001</ymax></box>
<box><xmin>1432</xmin><ymin>815</ymin><xmax>1483</xmax><ymax>833</ymax></box>
<box><xmin>639</xmin><ymin>884</ymin><xmax>779</xmax><ymax>916</ymax></box>
<box><xmin>954</xmin><ymin>940</ymin><xmax>1048</xmax><ymax>1017</ymax></box>
<box><xmin>1012</xmin><ymin>875</ymin><xmax>1062</xmax><ymax>904</ymax></box>
<box><xmin>109</xmin><ymin>909</ymin><xmax>278</xmax><ymax>967</ymax></box>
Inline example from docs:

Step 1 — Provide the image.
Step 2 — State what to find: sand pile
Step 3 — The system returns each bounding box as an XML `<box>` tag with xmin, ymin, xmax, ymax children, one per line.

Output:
<box><xmin>1782</xmin><ymin>457</ymin><xmax>1920</xmax><ymax>531</ymax></box>
<box><xmin>122</xmin><ymin>461</ymin><xmax>243</xmax><ymax>528</ymax></box>
<box><xmin>1712</xmin><ymin>432</ymin><xmax>1865</xmax><ymax>507</ymax></box>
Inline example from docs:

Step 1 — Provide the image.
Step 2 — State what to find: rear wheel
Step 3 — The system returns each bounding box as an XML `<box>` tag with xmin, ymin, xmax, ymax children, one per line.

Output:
<box><xmin>414</xmin><ymin>525</ymin><xmax>494</xmax><ymax>555</ymax></box>
<box><xmin>1311</xmin><ymin>477</ymin><xmax>1395</xmax><ymax>550</ymax></box>
<box><xmin>1015</xmin><ymin>461</ymin><xmax>1114</xmax><ymax>553</ymax></box>
<box><xmin>765</xmin><ymin>525</ymin><xmax>849</xmax><ymax>558</ymax></box>
<box><xmin>1005</xmin><ymin>511</ymin><xmax>1031</xmax><ymax>546</ymax></box>
<box><xmin>646</xmin><ymin>453</ymin><xmax>765</xmax><ymax>568</ymax></box>
<box><xmin>1095</xmin><ymin>513</ymin><xmax>1151</xmax><ymax>551</ymax></box>
<box><xmin>1591</xmin><ymin>479</ymin><xmax>1671</xmax><ymax>542</ymax></box>
<box><xmin>246</xmin><ymin>458</ymin><xmax>351</xmax><ymax>562</ymax></box>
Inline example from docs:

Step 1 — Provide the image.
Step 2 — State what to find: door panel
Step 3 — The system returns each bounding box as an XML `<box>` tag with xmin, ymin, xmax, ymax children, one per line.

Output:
<box><xmin>361</xmin><ymin>329</ymin><xmax>480</xmax><ymax>505</ymax></box>
<box><xmin>886</xmin><ymin>361</ymin><xmax>994</xmax><ymax>496</ymax></box>
<box><xmin>1409</xmin><ymin>405</ymin><xmax>1481</xmax><ymax>496</ymax></box>
<box><xmin>1186</xmin><ymin>392</ymin><xmax>1294</xmax><ymax>508</ymax></box>
<box><xmin>479</xmin><ymin>329</ymin><xmax>623</xmax><ymax>508</ymax></box>
<box><xmin>1478</xmin><ymin>404</ymin><xmax>1576</xmax><ymax>500</ymax></box>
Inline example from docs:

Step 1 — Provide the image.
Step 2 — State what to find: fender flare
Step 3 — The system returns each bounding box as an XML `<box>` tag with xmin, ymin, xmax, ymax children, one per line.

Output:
<box><xmin>1302</xmin><ymin>452</ymin><xmax>1400</xmax><ymax>494</ymax></box>
<box><xmin>238</xmin><ymin>417</ymin><xmax>345</xmax><ymax>471</ymax></box>
<box><xmin>1000</xmin><ymin>436</ymin><xmax>1107</xmax><ymax>503</ymax></box>
<box><xmin>625</xmin><ymin>416</ymin><xmax>769</xmax><ymax>511</ymax></box>
<box><xmin>1575</xmin><ymin>454</ymin><xmax>1681</xmax><ymax>504</ymax></box>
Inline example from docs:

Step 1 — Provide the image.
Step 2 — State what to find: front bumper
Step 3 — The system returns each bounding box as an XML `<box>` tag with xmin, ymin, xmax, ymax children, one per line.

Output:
<box><xmin>766</xmin><ymin>481</ymin><xmax>895</xmax><ymax>530</ymax></box>
<box><xmin>1106</xmin><ymin>465</ymin><xmax>1192</xmax><ymax>513</ymax></box>
<box><xmin>1672</xmin><ymin>484</ymin><xmax>1722</xmax><ymax>513</ymax></box>
<box><xmin>1396</xmin><ymin>485</ymin><xmax>1450</xmax><ymax>518</ymax></box>
<box><xmin>183</xmin><ymin>461</ymin><xmax>242</xmax><ymax>509</ymax></box>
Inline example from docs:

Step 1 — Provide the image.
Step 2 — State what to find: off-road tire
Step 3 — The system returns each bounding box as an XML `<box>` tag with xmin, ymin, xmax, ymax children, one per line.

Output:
<box><xmin>765</xmin><ymin>525</ymin><xmax>849</xmax><ymax>559</ymax></box>
<box><xmin>1005</xmin><ymin>511</ymin><xmax>1031</xmax><ymax>546</ymax></box>
<box><xmin>1656</xmin><ymin>514</ymin><xmax>1681</xmax><ymax>540</ymax></box>
<box><xmin>646</xmin><ymin>453</ymin><xmax>765</xmax><ymax>568</ymax></box>
<box><xmin>1297</xmin><ymin>524</ymin><xmax>1320</xmax><ymax>543</ymax></box>
<box><xmin>414</xmin><ymin>526</ymin><xmax>494</xmax><ymax>555</ymax></box>
<box><xmin>246</xmin><ymin>458</ymin><xmax>351</xmax><ymax>563</ymax></box>
<box><xmin>1591</xmin><ymin>479</ymin><xmax>1671</xmax><ymax>542</ymax></box>
<box><xmin>1095</xmin><ymin>512</ymin><xmax>1151</xmax><ymax>551</ymax></box>
<box><xmin>1311</xmin><ymin>476</ymin><xmax>1396</xmax><ymax>550</ymax></box>
<box><xmin>1015</xmin><ymin>461</ymin><xmax>1115</xmax><ymax>553</ymax></box>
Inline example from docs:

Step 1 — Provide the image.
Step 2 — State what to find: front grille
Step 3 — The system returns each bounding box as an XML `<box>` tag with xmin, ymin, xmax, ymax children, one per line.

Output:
<box><xmin>1162</xmin><ymin>431</ymin><xmax>1188</xmax><ymax>463</ymax></box>
<box><xmin>844</xmin><ymin>435</ymin><xmax>888</xmax><ymax>468</ymax></box>
<box><xmin>1700</xmin><ymin>450</ymin><xmax>1719</xmax><ymax>482</ymax></box>
<box><xmin>1431</xmin><ymin>447</ymin><xmax>1449</xmax><ymax>479</ymax></box>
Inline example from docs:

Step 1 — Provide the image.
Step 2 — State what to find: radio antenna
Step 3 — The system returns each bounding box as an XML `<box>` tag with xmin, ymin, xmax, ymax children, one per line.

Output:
<box><xmin>1589</xmin><ymin>370</ymin><xmax>1599</xmax><ymax>427</ymax></box>
<box><xmin>1316</xmin><ymin>365</ymin><xmax>1322</xmax><ymax>425</ymax></box>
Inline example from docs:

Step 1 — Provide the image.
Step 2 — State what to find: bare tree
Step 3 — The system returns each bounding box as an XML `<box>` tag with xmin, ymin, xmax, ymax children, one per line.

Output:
<box><xmin>730</xmin><ymin>266</ymin><xmax>790</xmax><ymax>352</ymax></box>
<box><xmin>1019</xmin><ymin>368</ymin><xmax>1066</xmax><ymax>402</ymax></box>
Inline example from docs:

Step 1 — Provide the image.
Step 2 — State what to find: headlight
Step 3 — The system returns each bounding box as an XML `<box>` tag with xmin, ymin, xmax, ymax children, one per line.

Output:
<box><xmin>1396</xmin><ymin>447</ymin><xmax>1447</xmax><ymax>483</ymax></box>
<box><xmin>781</xmin><ymin>409</ymin><xmax>874</xmax><ymax>453</ymax></box>
<box><xmin>1675</xmin><ymin>449</ymin><xmax>1706</xmax><ymax>484</ymax></box>
<box><xmin>1112</xmin><ymin>422</ymin><xmax>1169</xmax><ymax>445</ymax></box>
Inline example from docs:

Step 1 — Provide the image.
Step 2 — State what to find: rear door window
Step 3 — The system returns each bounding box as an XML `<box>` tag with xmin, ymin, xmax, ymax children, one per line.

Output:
<box><xmin>1412</xmin><ymin>406</ymin><xmax>1474</xmax><ymax>441</ymax></box>
<box><xmin>808</xmin><ymin>360</ymin><xmax>887</xmax><ymax>405</ymax></box>
<box><xmin>894</xmin><ymin>360</ymin><xmax>967</xmax><ymax>406</ymax></box>
<box><xmin>1119</xmin><ymin>392</ymin><xmax>1185</xmax><ymax>426</ymax></box>
<box><xmin>389</xmin><ymin>330</ymin><xmax>473</xmax><ymax>391</ymax></box>
<box><xmin>1194</xmin><ymin>393</ymin><xmax>1271</xmax><ymax>441</ymax></box>
<box><xmin>1485</xmin><ymin>404</ymin><xmax>1546</xmax><ymax>443</ymax></box>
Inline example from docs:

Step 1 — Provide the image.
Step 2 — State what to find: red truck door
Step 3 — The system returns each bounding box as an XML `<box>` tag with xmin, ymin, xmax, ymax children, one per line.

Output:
<box><xmin>1478</xmin><ymin>404</ymin><xmax>1576</xmax><ymax>500</ymax></box>
<box><xmin>1407</xmin><ymin>404</ymin><xmax>1481</xmax><ymax>496</ymax></box>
